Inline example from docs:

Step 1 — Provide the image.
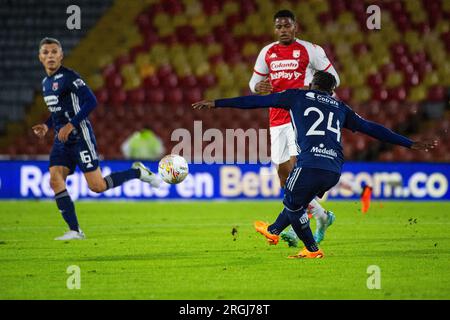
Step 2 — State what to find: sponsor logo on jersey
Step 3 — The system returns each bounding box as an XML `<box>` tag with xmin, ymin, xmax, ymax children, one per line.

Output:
<box><xmin>270</xmin><ymin>70</ymin><xmax>302</xmax><ymax>81</ymax></box>
<box><xmin>73</xmin><ymin>78</ymin><xmax>86</xmax><ymax>89</ymax></box>
<box><xmin>48</xmin><ymin>106</ymin><xmax>62</xmax><ymax>112</ymax></box>
<box><xmin>311</xmin><ymin>143</ymin><xmax>337</xmax><ymax>158</ymax></box>
<box><xmin>270</xmin><ymin>59</ymin><xmax>299</xmax><ymax>71</ymax></box>
<box><xmin>293</xmin><ymin>50</ymin><xmax>300</xmax><ymax>58</ymax></box>
<box><xmin>52</xmin><ymin>82</ymin><xmax>59</xmax><ymax>91</ymax></box>
<box><xmin>306</xmin><ymin>92</ymin><xmax>316</xmax><ymax>99</ymax></box>
<box><xmin>44</xmin><ymin>95</ymin><xmax>59</xmax><ymax>106</ymax></box>
<box><xmin>317</xmin><ymin>94</ymin><xmax>339</xmax><ymax>107</ymax></box>
<box><xmin>54</xmin><ymin>74</ymin><xmax>63</xmax><ymax>80</ymax></box>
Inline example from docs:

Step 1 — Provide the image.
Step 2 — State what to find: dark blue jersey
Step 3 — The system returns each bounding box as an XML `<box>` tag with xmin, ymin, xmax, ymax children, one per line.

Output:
<box><xmin>42</xmin><ymin>66</ymin><xmax>97</xmax><ymax>145</ymax></box>
<box><xmin>215</xmin><ymin>89</ymin><xmax>413</xmax><ymax>173</ymax></box>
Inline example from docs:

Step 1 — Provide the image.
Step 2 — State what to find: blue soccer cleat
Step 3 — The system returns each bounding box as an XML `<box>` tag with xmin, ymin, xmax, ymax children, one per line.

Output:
<box><xmin>314</xmin><ymin>211</ymin><xmax>335</xmax><ymax>243</ymax></box>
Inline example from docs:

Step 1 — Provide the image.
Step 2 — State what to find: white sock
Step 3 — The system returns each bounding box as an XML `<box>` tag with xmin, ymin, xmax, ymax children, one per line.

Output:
<box><xmin>309</xmin><ymin>199</ymin><xmax>328</xmax><ymax>223</ymax></box>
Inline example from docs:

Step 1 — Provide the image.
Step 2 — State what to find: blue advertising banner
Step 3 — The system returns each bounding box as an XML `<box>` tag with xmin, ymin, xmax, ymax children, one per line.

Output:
<box><xmin>0</xmin><ymin>160</ymin><xmax>448</xmax><ymax>201</ymax></box>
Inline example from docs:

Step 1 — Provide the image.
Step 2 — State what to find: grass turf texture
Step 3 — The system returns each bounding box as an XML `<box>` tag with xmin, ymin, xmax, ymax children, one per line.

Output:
<box><xmin>0</xmin><ymin>200</ymin><xmax>449</xmax><ymax>300</ymax></box>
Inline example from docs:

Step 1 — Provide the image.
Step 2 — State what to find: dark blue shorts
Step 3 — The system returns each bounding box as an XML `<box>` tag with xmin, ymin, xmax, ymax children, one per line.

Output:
<box><xmin>283</xmin><ymin>167</ymin><xmax>340</xmax><ymax>212</ymax></box>
<box><xmin>49</xmin><ymin>138</ymin><xmax>99</xmax><ymax>175</ymax></box>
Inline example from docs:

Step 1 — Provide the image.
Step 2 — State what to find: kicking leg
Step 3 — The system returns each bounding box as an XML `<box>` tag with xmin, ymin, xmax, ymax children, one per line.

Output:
<box><xmin>84</xmin><ymin>162</ymin><xmax>160</xmax><ymax>194</ymax></box>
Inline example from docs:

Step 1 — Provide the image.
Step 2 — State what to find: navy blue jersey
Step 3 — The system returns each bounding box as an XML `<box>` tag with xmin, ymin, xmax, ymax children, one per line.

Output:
<box><xmin>42</xmin><ymin>66</ymin><xmax>97</xmax><ymax>148</ymax></box>
<box><xmin>215</xmin><ymin>89</ymin><xmax>413</xmax><ymax>173</ymax></box>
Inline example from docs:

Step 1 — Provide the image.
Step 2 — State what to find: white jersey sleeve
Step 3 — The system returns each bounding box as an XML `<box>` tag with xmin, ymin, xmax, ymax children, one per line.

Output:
<box><xmin>310</xmin><ymin>44</ymin><xmax>340</xmax><ymax>87</ymax></box>
<box><xmin>249</xmin><ymin>42</ymin><xmax>275</xmax><ymax>93</ymax></box>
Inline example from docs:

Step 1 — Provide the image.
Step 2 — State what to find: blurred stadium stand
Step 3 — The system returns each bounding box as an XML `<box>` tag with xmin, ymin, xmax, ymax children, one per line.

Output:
<box><xmin>0</xmin><ymin>0</ymin><xmax>448</xmax><ymax>161</ymax></box>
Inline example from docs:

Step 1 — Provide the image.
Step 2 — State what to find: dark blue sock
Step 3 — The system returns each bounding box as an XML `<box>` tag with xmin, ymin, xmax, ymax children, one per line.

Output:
<box><xmin>104</xmin><ymin>168</ymin><xmax>140</xmax><ymax>190</ymax></box>
<box><xmin>286</xmin><ymin>208</ymin><xmax>319</xmax><ymax>252</ymax></box>
<box><xmin>55</xmin><ymin>190</ymin><xmax>79</xmax><ymax>232</ymax></box>
<box><xmin>268</xmin><ymin>208</ymin><xmax>291</xmax><ymax>235</ymax></box>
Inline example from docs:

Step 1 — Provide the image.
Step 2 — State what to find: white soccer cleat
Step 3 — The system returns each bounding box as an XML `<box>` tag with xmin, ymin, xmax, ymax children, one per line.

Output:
<box><xmin>55</xmin><ymin>229</ymin><xmax>86</xmax><ymax>240</ymax></box>
<box><xmin>132</xmin><ymin>161</ymin><xmax>161</xmax><ymax>188</ymax></box>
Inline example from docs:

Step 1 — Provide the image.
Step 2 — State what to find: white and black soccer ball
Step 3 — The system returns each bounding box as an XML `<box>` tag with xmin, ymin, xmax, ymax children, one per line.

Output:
<box><xmin>158</xmin><ymin>154</ymin><xmax>189</xmax><ymax>184</ymax></box>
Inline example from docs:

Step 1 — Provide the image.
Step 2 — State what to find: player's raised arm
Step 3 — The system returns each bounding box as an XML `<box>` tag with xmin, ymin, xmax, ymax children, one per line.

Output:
<box><xmin>192</xmin><ymin>89</ymin><xmax>298</xmax><ymax>110</ymax></box>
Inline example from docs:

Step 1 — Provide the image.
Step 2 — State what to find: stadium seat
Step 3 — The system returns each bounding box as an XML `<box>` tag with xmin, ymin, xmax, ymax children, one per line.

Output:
<box><xmin>1</xmin><ymin>0</ymin><xmax>448</xmax><ymax>163</ymax></box>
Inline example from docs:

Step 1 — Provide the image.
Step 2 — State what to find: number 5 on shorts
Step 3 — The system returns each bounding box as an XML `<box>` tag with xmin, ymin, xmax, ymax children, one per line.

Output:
<box><xmin>80</xmin><ymin>150</ymin><xmax>92</xmax><ymax>163</ymax></box>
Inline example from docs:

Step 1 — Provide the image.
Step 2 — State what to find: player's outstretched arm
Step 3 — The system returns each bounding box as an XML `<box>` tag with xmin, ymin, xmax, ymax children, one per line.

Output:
<box><xmin>192</xmin><ymin>100</ymin><xmax>215</xmax><ymax>109</ymax></box>
<box><xmin>348</xmin><ymin>114</ymin><xmax>438</xmax><ymax>151</ymax></box>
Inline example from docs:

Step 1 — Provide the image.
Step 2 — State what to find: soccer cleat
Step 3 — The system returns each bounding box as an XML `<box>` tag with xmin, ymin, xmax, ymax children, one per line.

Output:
<box><xmin>313</xmin><ymin>211</ymin><xmax>335</xmax><ymax>243</ymax></box>
<box><xmin>55</xmin><ymin>229</ymin><xmax>86</xmax><ymax>240</ymax></box>
<box><xmin>132</xmin><ymin>161</ymin><xmax>161</xmax><ymax>188</ymax></box>
<box><xmin>361</xmin><ymin>185</ymin><xmax>373</xmax><ymax>213</ymax></box>
<box><xmin>288</xmin><ymin>247</ymin><xmax>324</xmax><ymax>259</ymax></box>
<box><xmin>280</xmin><ymin>227</ymin><xmax>299</xmax><ymax>247</ymax></box>
<box><xmin>254</xmin><ymin>221</ymin><xmax>279</xmax><ymax>245</ymax></box>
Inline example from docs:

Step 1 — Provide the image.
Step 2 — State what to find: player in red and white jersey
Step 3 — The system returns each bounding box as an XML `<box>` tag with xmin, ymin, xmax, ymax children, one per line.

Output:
<box><xmin>249</xmin><ymin>10</ymin><xmax>340</xmax><ymax>245</ymax></box>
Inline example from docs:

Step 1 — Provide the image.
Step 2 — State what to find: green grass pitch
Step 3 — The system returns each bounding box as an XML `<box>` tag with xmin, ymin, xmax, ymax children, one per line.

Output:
<box><xmin>0</xmin><ymin>200</ymin><xmax>449</xmax><ymax>299</ymax></box>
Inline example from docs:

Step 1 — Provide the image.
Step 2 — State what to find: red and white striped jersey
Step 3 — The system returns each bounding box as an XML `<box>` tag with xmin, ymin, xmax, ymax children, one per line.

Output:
<box><xmin>250</xmin><ymin>38</ymin><xmax>339</xmax><ymax>127</ymax></box>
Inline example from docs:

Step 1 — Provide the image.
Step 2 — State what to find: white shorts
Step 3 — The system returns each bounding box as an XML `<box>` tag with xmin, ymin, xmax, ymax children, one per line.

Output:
<box><xmin>270</xmin><ymin>123</ymin><xmax>298</xmax><ymax>165</ymax></box>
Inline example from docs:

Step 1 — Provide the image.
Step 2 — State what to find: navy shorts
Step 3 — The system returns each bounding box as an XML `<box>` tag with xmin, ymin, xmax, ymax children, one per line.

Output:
<box><xmin>283</xmin><ymin>167</ymin><xmax>340</xmax><ymax>212</ymax></box>
<box><xmin>49</xmin><ymin>137</ymin><xmax>99</xmax><ymax>175</ymax></box>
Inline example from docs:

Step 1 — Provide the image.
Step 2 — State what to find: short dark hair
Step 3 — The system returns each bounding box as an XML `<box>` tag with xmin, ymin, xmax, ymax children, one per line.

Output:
<box><xmin>311</xmin><ymin>71</ymin><xmax>337</xmax><ymax>94</ymax></box>
<box><xmin>273</xmin><ymin>9</ymin><xmax>296</xmax><ymax>22</ymax></box>
<box><xmin>39</xmin><ymin>37</ymin><xmax>62</xmax><ymax>50</ymax></box>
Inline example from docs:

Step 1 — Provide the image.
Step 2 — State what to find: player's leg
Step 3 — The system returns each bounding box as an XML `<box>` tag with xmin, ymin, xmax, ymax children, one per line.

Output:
<box><xmin>283</xmin><ymin>168</ymin><xmax>340</xmax><ymax>258</ymax></box>
<box><xmin>255</xmin><ymin>167</ymin><xmax>311</xmax><ymax>248</ymax></box>
<box><xmin>50</xmin><ymin>165</ymin><xmax>83</xmax><ymax>236</ymax></box>
<box><xmin>49</xmin><ymin>143</ymin><xmax>85</xmax><ymax>240</ymax></box>
<box><xmin>77</xmin><ymin>137</ymin><xmax>160</xmax><ymax>193</ymax></box>
<box><xmin>83</xmin><ymin>163</ymin><xmax>162</xmax><ymax>193</ymax></box>
<box><xmin>282</xmin><ymin>168</ymin><xmax>321</xmax><ymax>256</ymax></box>
<box><xmin>258</xmin><ymin>125</ymin><xmax>297</xmax><ymax>245</ymax></box>
<box><xmin>83</xmin><ymin>163</ymin><xmax>161</xmax><ymax>193</ymax></box>
<box><xmin>83</xmin><ymin>165</ymin><xmax>147</xmax><ymax>193</ymax></box>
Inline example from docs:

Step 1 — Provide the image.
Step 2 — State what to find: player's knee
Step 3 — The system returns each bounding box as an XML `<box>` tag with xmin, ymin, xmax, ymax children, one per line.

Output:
<box><xmin>49</xmin><ymin>176</ymin><xmax>65</xmax><ymax>191</ymax></box>
<box><xmin>88</xmin><ymin>181</ymin><xmax>106</xmax><ymax>193</ymax></box>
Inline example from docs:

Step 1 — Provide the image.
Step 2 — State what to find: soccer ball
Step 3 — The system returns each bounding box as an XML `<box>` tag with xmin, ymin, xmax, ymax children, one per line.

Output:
<box><xmin>158</xmin><ymin>154</ymin><xmax>189</xmax><ymax>184</ymax></box>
